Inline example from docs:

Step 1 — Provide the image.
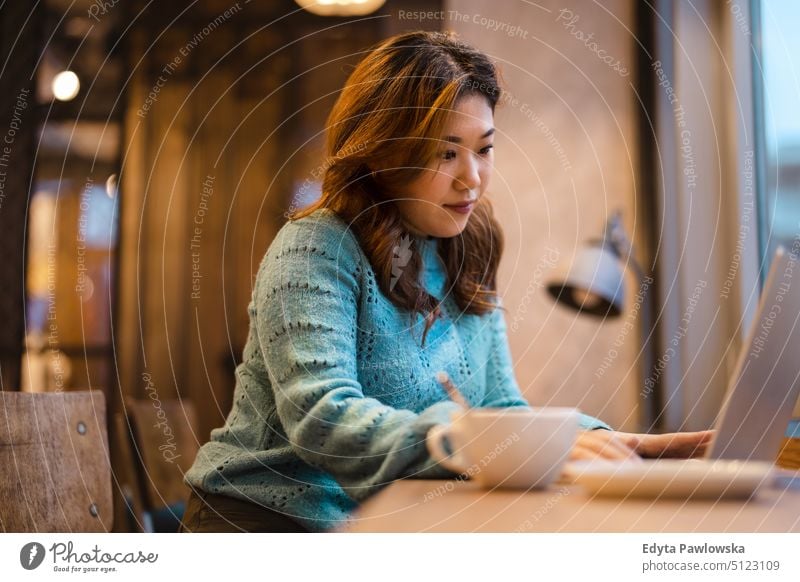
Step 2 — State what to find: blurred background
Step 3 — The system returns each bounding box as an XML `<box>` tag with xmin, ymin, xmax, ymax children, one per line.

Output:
<box><xmin>1</xmin><ymin>0</ymin><xmax>798</xmax><ymax>531</ymax></box>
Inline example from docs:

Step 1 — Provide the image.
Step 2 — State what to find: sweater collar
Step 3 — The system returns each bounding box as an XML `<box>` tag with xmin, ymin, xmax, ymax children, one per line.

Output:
<box><xmin>413</xmin><ymin>235</ymin><xmax>439</xmax><ymax>268</ymax></box>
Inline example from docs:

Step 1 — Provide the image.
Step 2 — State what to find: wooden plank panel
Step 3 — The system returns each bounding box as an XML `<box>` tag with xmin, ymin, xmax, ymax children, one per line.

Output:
<box><xmin>0</xmin><ymin>391</ymin><xmax>112</xmax><ymax>532</ymax></box>
<box><xmin>183</xmin><ymin>67</ymin><xmax>239</xmax><ymax>437</ymax></box>
<box><xmin>141</xmin><ymin>79</ymin><xmax>191</xmax><ymax>403</ymax></box>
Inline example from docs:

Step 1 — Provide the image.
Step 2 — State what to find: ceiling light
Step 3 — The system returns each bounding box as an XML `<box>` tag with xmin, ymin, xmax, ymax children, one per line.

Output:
<box><xmin>52</xmin><ymin>71</ymin><xmax>80</xmax><ymax>101</ymax></box>
<box><xmin>294</xmin><ymin>0</ymin><xmax>386</xmax><ymax>17</ymax></box>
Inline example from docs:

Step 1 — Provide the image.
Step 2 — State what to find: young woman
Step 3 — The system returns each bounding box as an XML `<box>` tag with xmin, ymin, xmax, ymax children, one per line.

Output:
<box><xmin>181</xmin><ymin>30</ymin><xmax>711</xmax><ymax>533</ymax></box>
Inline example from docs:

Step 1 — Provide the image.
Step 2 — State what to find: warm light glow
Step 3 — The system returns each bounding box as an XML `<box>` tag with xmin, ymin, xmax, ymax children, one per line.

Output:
<box><xmin>105</xmin><ymin>174</ymin><xmax>118</xmax><ymax>198</ymax></box>
<box><xmin>571</xmin><ymin>288</ymin><xmax>603</xmax><ymax>310</ymax></box>
<box><xmin>52</xmin><ymin>70</ymin><xmax>80</xmax><ymax>101</ymax></box>
<box><xmin>294</xmin><ymin>0</ymin><xmax>385</xmax><ymax>16</ymax></box>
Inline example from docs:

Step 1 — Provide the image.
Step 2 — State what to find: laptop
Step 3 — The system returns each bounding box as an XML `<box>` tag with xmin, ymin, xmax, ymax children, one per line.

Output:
<box><xmin>564</xmin><ymin>245</ymin><xmax>800</xmax><ymax>496</ymax></box>
<box><xmin>708</xmin><ymin>244</ymin><xmax>800</xmax><ymax>462</ymax></box>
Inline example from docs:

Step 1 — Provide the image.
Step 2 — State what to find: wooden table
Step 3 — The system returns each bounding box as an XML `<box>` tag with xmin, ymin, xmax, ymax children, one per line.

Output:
<box><xmin>342</xmin><ymin>476</ymin><xmax>800</xmax><ymax>533</ymax></box>
<box><xmin>343</xmin><ymin>429</ymin><xmax>800</xmax><ymax>533</ymax></box>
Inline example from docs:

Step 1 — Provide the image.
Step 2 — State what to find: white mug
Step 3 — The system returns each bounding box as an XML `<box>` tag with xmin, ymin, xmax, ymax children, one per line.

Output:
<box><xmin>426</xmin><ymin>407</ymin><xmax>580</xmax><ymax>489</ymax></box>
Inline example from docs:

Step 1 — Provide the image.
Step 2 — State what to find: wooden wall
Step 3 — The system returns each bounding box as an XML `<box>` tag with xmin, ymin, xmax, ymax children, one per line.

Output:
<box><xmin>0</xmin><ymin>2</ymin><xmax>41</xmax><ymax>391</ymax></box>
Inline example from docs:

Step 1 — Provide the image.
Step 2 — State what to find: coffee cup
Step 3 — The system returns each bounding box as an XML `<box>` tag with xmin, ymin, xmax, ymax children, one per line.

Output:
<box><xmin>426</xmin><ymin>407</ymin><xmax>580</xmax><ymax>489</ymax></box>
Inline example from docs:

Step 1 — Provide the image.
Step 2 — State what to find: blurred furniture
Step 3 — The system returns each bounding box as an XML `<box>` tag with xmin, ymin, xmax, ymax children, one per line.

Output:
<box><xmin>20</xmin><ymin>332</ymin><xmax>73</xmax><ymax>392</ymax></box>
<box><xmin>777</xmin><ymin>419</ymin><xmax>800</xmax><ymax>470</ymax></box>
<box><xmin>0</xmin><ymin>390</ymin><xmax>112</xmax><ymax>532</ymax></box>
<box><xmin>115</xmin><ymin>398</ymin><xmax>200</xmax><ymax>532</ymax></box>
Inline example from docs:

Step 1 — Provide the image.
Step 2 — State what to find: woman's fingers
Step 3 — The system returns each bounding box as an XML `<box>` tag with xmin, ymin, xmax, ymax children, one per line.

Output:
<box><xmin>616</xmin><ymin>430</ymin><xmax>715</xmax><ymax>458</ymax></box>
<box><xmin>660</xmin><ymin>430</ymin><xmax>714</xmax><ymax>458</ymax></box>
<box><xmin>570</xmin><ymin>445</ymin><xmax>603</xmax><ymax>462</ymax></box>
<box><xmin>570</xmin><ymin>431</ymin><xmax>642</xmax><ymax>462</ymax></box>
<box><xmin>569</xmin><ymin>430</ymin><xmax>717</xmax><ymax>463</ymax></box>
<box><xmin>672</xmin><ymin>430</ymin><xmax>714</xmax><ymax>458</ymax></box>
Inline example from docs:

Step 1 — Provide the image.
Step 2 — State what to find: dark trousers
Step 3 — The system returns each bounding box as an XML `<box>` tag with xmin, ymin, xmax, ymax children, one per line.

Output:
<box><xmin>179</xmin><ymin>489</ymin><xmax>309</xmax><ymax>533</ymax></box>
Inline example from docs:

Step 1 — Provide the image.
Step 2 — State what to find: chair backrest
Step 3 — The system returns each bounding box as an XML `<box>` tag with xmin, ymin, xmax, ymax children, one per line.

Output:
<box><xmin>116</xmin><ymin>397</ymin><xmax>199</xmax><ymax>531</ymax></box>
<box><xmin>0</xmin><ymin>390</ymin><xmax>112</xmax><ymax>532</ymax></box>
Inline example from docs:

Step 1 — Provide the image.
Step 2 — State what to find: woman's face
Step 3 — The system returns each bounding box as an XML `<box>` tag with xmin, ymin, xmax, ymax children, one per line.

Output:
<box><xmin>393</xmin><ymin>94</ymin><xmax>495</xmax><ymax>239</ymax></box>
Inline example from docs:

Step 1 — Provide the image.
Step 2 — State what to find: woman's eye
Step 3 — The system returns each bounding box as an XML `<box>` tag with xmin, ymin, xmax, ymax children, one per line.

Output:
<box><xmin>440</xmin><ymin>144</ymin><xmax>493</xmax><ymax>161</ymax></box>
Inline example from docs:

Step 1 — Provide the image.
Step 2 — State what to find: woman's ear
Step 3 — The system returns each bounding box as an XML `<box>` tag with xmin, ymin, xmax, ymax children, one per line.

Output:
<box><xmin>368</xmin><ymin>161</ymin><xmax>388</xmax><ymax>176</ymax></box>
<box><xmin>368</xmin><ymin>161</ymin><xmax>396</xmax><ymax>182</ymax></box>
<box><xmin>367</xmin><ymin>165</ymin><xmax>380</xmax><ymax>180</ymax></box>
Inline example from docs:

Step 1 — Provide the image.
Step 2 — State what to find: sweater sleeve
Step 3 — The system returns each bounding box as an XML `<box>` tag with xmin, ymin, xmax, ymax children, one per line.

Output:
<box><xmin>481</xmin><ymin>299</ymin><xmax>612</xmax><ymax>431</ymax></box>
<box><xmin>255</xmin><ymin>220</ymin><xmax>462</xmax><ymax>503</ymax></box>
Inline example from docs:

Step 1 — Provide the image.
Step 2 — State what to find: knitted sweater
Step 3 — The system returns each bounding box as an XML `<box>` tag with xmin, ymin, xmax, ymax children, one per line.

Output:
<box><xmin>185</xmin><ymin>208</ymin><xmax>611</xmax><ymax>532</ymax></box>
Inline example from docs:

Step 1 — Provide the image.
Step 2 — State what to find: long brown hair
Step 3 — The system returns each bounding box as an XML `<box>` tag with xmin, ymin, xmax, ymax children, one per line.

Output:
<box><xmin>291</xmin><ymin>30</ymin><xmax>505</xmax><ymax>345</ymax></box>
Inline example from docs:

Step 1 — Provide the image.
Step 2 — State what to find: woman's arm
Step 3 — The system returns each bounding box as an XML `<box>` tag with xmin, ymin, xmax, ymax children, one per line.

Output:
<box><xmin>255</xmin><ymin>219</ymin><xmax>460</xmax><ymax>503</ymax></box>
<box><xmin>480</xmin><ymin>298</ymin><xmax>612</xmax><ymax>431</ymax></box>
<box><xmin>479</xmin><ymin>299</ymin><xmax>530</xmax><ymax>409</ymax></box>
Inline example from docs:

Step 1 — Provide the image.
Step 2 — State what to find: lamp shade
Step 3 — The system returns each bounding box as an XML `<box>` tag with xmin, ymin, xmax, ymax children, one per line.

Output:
<box><xmin>294</xmin><ymin>0</ymin><xmax>386</xmax><ymax>16</ymax></box>
<box><xmin>546</xmin><ymin>243</ymin><xmax>625</xmax><ymax>317</ymax></box>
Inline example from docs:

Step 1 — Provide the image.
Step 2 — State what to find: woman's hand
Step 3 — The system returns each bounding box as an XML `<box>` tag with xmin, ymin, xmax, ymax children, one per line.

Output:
<box><xmin>569</xmin><ymin>430</ymin><xmax>715</xmax><ymax>462</ymax></box>
<box><xmin>615</xmin><ymin>430</ymin><xmax>714</xmax><ymax>459</ymax></box>
<box><xmin>569</xmin><ymin>430</ymin><xmax>643</xmax><ymax>462</ymax></box>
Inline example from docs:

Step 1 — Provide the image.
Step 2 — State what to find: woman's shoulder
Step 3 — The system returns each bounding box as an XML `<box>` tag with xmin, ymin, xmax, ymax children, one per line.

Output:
<box><xmin>269</xmin><ymin>207</ymin><xmax>362</xmax><ymax>260</ymax></box>
<box><xmin>255</xmin><ymin>208</ymin><xmax>365</xmax><ymax>290</ymax></box>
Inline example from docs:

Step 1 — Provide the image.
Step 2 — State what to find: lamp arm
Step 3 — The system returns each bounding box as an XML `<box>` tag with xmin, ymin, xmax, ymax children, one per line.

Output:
<box><xmin>606</xmin><ymin>213</ymin><xmax>649</xmax><ymax>282</ymax></box>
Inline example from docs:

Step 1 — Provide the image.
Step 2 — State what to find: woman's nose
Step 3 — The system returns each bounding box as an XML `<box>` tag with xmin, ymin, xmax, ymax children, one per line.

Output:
<box><xmin>455</xmin><ymin>154</ymin><xmax>481</xmax><ymax>191</ymax></box>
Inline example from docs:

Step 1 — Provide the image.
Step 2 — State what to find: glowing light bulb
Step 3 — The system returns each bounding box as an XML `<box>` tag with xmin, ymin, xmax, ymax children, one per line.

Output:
<box><xmin>52</xmin><ymin>71</ymin><xmax>80</xmax><ymax>101</ymax></box>
<box><xmin>294</xmin><ymin>0</ymin><xmax>385</xmax><ymax>16</ymax></box>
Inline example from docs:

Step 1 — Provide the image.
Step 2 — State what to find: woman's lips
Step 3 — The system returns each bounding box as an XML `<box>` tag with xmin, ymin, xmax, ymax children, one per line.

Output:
<box><xmin>443</xmin><ymin>202</ymin><xmax>475</xmax><ymax>214</ymax></box>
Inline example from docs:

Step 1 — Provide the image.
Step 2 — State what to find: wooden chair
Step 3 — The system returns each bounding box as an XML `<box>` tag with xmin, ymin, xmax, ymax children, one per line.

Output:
<box><xmin>0</xmin><ymin>390</ymin><xmax>113</xmax><ymax>532</ymax></box>
<box><xmin>115</xmin><ymin>397</ymin><xmax>200</xmax><ymax>532</ymax></box>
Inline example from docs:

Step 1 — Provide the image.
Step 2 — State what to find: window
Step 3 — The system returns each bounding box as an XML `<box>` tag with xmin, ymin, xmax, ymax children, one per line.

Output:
<box><xmin>754</xmin><ymin>0</ymin><xmax>800</xmax><ymax>273</ymax></box>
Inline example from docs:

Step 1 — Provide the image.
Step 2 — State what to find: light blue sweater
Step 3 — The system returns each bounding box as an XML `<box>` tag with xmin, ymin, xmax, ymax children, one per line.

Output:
<box><xmin>185</xmin><ymin>208</ymin><xmax>610</xmax><ymax>531</ymax></box>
